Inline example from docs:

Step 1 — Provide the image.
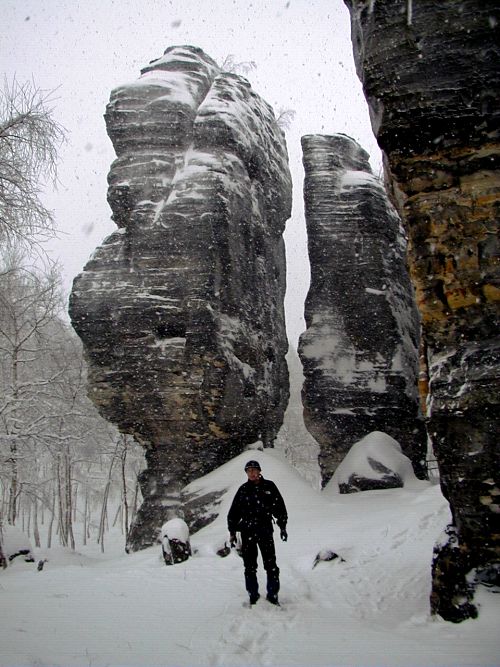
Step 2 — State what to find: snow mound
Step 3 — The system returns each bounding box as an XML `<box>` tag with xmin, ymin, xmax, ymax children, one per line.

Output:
<box><xmin>324</xmin><ymin>431</ymin><xmax>420</xmax><ymax>496</ymax></box>
<box><xmin>161</xmin><ymin>518</ymin><xmax>190</xmax><ymax>544</ymax></box>
<box><xmin>186</xmin><ymin>448</ymin><xmax>318</xmax><ymax>555</ymax></box>
<box><xmin>161</xmin><ymin>518</ymin><xmax>191</xmax><ymax>565</ymax></box>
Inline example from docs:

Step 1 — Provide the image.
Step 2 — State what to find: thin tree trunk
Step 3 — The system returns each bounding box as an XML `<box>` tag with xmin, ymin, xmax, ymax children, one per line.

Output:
<box><xmin>65</xmin><ymin>452</ymin><xmax>75</xmax><ymax>550</ymax></box>
<box><xmin>33</xmin><ymin>497</ymin><xmax>41</xmax><ymax>548</ymax></box>
<box><xmin>130</xmin><ymin>478</ymin><xmax>140</xmax><ymax>528</ymax></box>
<box><xmin>83</xmin><ymin>487</ymin><xmax>88</xmax><ymax>547</ymax></box>
<box><xmin>121</xmin><ymin>436</ymin><xmax>129</xmax><ymax>535</ymax></box>
<box><xmin>8</xmin><ymin>441</ymin><xmax>18</xmax><ymax>525</ymax></box>
<box><xmin>41</xmin><ymin>486</ymin><xmax>45</xmax><ymax>525</ymax></box>
<box><xmin>73</xmin><ymin>482</ymin><xmax>78</xmax><ymax>523</ymax></box>
<box><xmin>86</xmin><ymin>505</ymin><xmax>91</xmax><ymax>540</ymax></box>
<box><xmin>8</xmin><ymin>348</ymin><xmax>20</xmax><ymax>526</ymax></box>
<box><xmin>56</xmin><ymin>458</ymin><xmax>67</xmax><ymax>547</ymax></box>
<box><xmin>47</xmin><ymin>485</ymin><xmax>56</xmax><ymax>548</ymax></box>
<box><xmin>0</xmin><ymin>520</ymin><xmax>7</xmax><ymax>569</ymax></box>
<box><xmin>26</xmin><ymin>501</ymin><xmax>31</xmax><ymax>537</ymax></box>
<box><xmin>98</xmin><ymin>483</ymin><xmax>111</xmax><ymax>552</ymax></box>
<box><xmin>112</xmin><ymin>504</ymin><xmax>121</xmax><ymax>529</ymax></box>
<box><xmin>98</xmin><ymin>440</ymin><xmax>119</xmax><ymax>553</ymax></box>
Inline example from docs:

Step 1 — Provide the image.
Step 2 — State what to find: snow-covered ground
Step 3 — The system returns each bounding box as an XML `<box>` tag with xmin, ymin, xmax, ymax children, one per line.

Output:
<box><xmin>1</xmin><ymin>449</ymin><xmax>498</xmax><ymax>667</ymax></box>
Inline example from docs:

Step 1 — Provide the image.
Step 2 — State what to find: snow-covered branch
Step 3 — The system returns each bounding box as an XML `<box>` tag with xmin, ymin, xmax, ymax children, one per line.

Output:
<box><xmin>0</xmin><ymin>76</ymin><xmax>66</xmax><ymax>248</ymax></box>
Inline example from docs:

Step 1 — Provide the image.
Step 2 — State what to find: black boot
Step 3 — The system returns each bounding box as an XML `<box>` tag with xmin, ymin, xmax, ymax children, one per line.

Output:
<box><xmin>245</xmin><ymin>568</ymin><xmax>259</xmax><ymax>604</ymax></box>
<box><xmin>266</xmin><ymin>567</ymin><xmax>280</xmax><ymax>605</ymax></box>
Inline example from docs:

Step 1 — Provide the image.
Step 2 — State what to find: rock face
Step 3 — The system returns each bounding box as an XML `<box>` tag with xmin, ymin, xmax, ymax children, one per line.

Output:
<box><xmin>69</xmin><ymin>46</ymin><xmax>292</xmax><ymax>550</ymax></box>
<box><xmin>298</xmin><ymin>133</ymin><xmax>425</xmax><ymax>486</ymax></box>
<box><xmin>344</xmin><ymin>1</ymin><xmax>500</xmax><ymax>620</ymax></box>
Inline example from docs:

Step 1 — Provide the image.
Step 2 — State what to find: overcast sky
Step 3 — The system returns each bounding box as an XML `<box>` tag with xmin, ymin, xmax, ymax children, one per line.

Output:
<box><xmin>3</xmin><ymin>0</ymin><xmax>381</xmax><ymax>345</ymax></box>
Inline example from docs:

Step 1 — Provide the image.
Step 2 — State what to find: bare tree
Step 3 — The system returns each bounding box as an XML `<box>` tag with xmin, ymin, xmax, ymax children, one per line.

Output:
<box><xmin>0</xmin><ymin>249</ymin><xmax>62</xmax><ymax>524</ymax></box>
<box><xmin>0</xmin><ymin>250</ymin><xmax>145</xmax><ymax>550</ymax></box>
<box><xmin>0</xmin><ymin>77</ymin><xmax>65</xmax><ymax>248</ymax></box>
<box><xmin>220</xmin><ymin>55</ymin><xmax>257</xmax><ymax>76</ymax></box>
<box><xmin>275</xmin><ymin>107</ymin><xmax>296</xmax><ymax>131</ymax></box>
<box><xmin>97</xmin><ymin>439</ymin><xmax>119</xmax><ymax>553</ymax></box>
<box><xmin>0</xmin><ymin>519</ymin><xmax>6</xmax><ymax>568</ymax></box>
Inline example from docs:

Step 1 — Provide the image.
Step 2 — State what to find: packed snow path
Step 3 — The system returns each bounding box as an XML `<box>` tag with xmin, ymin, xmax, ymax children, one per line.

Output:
<box><xmin>1</xmin><ymin>451</ymin><xmax>497</xmax><ymax>666</ymax></box>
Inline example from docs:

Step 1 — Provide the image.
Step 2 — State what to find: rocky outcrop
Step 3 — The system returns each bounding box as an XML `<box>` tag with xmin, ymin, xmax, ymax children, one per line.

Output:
<box><xmin>298</xmin><ymin>133</ymin><xmax>425</xmax><ymax>486</ymax></box>
<box><xmin>344</xmin><ymin>0</ymin><xmax>500</xmax><ymax>621</ymax></box>
<box><xmin>326</xmin><ymin>431</ymin><xmax>419</xmax><ymax>495</ymax></box>
<box><xmin>69</xmin><ymin>46</ymin><xmax>292</xmax><ymax>550</ymax></box>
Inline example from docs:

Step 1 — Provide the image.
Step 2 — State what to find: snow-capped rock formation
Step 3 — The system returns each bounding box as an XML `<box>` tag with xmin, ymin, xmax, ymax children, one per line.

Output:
<box><xmin>343</xmin><ymin>0</ymin><xmax>500</xmax><ymax>621</ymax></box>
<box><xmin>298</xmin><ymin>134</ymin><xmax>425</xmax><ymax>487</ymax></box>
<box><xmin>69</xmin><ymin>46</ymin><xmax>292</xmax><ymax>550</ymax></box>
<box><xmin>324</xmin><ymin>431</ymin><xmax>419</xmax><ymax>495</ymax></box>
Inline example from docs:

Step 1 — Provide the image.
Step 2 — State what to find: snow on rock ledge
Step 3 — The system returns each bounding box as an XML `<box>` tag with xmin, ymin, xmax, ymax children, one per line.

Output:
<box><xmin>69</xmin><ymin>46</ymin><xmax>292</xmax><ymax>551</ymax></box>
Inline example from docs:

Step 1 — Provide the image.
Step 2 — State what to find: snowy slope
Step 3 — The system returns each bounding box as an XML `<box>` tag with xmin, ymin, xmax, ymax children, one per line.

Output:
<box><xmin>1</xmin><ymin>449</ymin><xmax>498</xmax><ymax>667</ymax></box>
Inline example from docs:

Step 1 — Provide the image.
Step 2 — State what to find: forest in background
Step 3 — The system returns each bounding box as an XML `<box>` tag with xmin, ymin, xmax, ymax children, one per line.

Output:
<box><xmin>0</xmin><ymin>246</ymin><xmax>146</xmax><ymax>553</ymax></box>
<box><xmin>0</xmin><ymin>77</ymin><xmax>145</xmax><ymax>557</ymax></box>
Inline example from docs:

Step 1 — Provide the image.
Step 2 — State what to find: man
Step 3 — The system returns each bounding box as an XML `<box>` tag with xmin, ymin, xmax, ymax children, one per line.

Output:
<box><xmin>227</xmin><ymin>460</ymin><xmax>288</xmax><ymax>605</ymax></box>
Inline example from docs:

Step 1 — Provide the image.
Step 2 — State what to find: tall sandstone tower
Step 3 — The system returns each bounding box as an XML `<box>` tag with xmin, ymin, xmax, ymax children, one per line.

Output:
<box><xmin>299</xmin><ymin>133</ymin><xmax>425</xmax><ymax>486</ymax></box>
<box><xmin>344</xmin><ymin>1</ymin><xmax>499</xmax><ymax>621</ymax></box>
<box><xmin>70</xmin><ymin>46</ymin><xmax>292</xmax><ymax>550</ymax></box>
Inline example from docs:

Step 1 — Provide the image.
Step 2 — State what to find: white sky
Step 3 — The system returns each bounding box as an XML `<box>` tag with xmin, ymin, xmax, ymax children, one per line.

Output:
<box><xmin>2</xmin><ymin>0</ymin><xmax>381</xmax><ymax>345</ymax></box>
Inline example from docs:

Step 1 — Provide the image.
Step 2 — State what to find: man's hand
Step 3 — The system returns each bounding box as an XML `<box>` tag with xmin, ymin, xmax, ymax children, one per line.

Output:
<box><xmin>229</xmin><ymin>533</ymin><xmax>237</xmax><ymax>548</ymax></box>
<box><xmin>280</xmin><ymin>528</ymin><xmax>288</xmax><ymax>542</ymax></box>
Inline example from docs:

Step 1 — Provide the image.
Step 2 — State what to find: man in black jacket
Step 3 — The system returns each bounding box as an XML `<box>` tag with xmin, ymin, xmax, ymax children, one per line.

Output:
<box><xmin>227</xmin><ymin>460</ymin><xmax>288</xmax><ymax>605</ymax></box>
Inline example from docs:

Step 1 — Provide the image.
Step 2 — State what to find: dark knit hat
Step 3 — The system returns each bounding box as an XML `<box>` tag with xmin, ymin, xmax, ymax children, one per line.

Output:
<box><xmin>244</xmin><ymin>460</ymin><xmax>261</xmax><ymax>471</ymax></box>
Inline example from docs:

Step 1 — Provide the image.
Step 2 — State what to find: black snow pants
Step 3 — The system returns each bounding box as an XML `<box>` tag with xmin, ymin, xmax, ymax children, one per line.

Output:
<box><xmin>241</xmin><ymin>530</ymin><xmax>279</xmax><ymax>598</ymax></box>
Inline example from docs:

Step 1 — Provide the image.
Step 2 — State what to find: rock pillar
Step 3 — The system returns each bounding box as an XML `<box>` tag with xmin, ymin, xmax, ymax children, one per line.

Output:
<box><xmin>69</xmin><ymin>46</ymin><xmax>292</xmax><ymax>550</ymax></box>
<box><xmin>299</xmin><ymin>133</ymin><xmax>426</xmax><ymax>485</ymax></box>
<box><xmin>344</xmin><ymin>0</ymin><xmax>500</xmax><ymax>620</ymax></box>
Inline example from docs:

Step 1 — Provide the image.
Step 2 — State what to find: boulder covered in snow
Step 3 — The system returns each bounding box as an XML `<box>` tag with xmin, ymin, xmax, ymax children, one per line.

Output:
<box><xmin>324</xmin><ymin>431</ymin><xmax>418</xmax><ymax>495</ymax></box>
<box><xmin>161</xmin><ymin>518</ymin><xmax>191</xmax><ymax>565</ymax></box>
<box><xmin>1</xmin><ymin>525</ymin><xmax>35</xmax><ymax>564</ymax></box>
<box><xmin>298</xmin><ymin>134</ymin><xmax>426</xmax><ymax>486</ymax></box>
<box><xmin>69</xmin><ymin>45</ymin><xmax>292</xmax><ymax>550</ymax></box>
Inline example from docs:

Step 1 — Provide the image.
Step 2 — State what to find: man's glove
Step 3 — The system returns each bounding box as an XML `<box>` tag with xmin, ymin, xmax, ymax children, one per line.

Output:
<box><xmin>280</xmin><ymin>528</ymin><xmax>288</xmax><ymax>542</ymax></box>
<box><xmin>229</xmin><ymin>533</ymin><xmax>237</xmax><ymax>548</ymax></box>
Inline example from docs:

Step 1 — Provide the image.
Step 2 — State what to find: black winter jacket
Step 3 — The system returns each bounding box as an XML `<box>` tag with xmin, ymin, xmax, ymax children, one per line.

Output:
<box><xmin>227</xmin><ymin>477</ymin><xmax>287</xmax><ymax>535</ymax></box>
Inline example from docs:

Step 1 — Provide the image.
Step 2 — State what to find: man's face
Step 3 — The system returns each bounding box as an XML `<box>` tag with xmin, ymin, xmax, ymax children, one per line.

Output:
<box><xmin>246</xmin><ymin>467</ymin><xmax>261</xmax><ymax>482</ymax></box>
